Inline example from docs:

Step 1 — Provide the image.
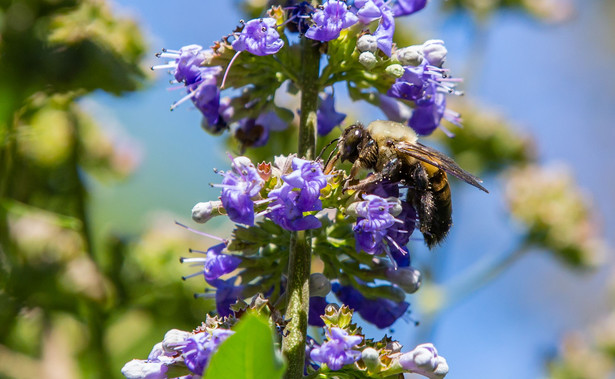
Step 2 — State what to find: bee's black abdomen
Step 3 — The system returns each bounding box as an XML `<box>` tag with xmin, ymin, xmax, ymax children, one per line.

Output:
<box><xmin>410</xmin><ymin>165</ymin><xmax>453</xmax><ymax>249</ymax></box>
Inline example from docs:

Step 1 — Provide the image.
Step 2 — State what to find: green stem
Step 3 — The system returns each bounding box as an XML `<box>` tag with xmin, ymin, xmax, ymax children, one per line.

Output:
<box><xmin>297</xmin><ymin>37</ymin><xmax>320</xmax><ymax>159</ymax></box>
<box><xmin>282</xmin><ymin>36</ymin><xmax>321</xmax><ymax>379</ymax></box>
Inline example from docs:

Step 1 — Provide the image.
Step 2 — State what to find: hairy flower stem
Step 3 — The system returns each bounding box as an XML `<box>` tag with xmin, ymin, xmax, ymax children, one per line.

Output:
<box><xmin>282</xmin><ymin>36</ymin><xmax>321</xmax><ymax>379</ymax></box>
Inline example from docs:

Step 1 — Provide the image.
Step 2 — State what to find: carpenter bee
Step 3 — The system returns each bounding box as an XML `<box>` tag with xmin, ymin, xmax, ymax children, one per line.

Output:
<box><xmin>324</xmin><ymin>120</ymin><xmax>488</xmax><ymax>248</ymax></box>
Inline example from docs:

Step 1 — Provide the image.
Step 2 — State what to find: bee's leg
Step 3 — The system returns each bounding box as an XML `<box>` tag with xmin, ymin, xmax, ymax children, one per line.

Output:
<box><xmin>346</xmin><ymin>158</ymin><xmax>404</xmax><ymax>191</ymax></box>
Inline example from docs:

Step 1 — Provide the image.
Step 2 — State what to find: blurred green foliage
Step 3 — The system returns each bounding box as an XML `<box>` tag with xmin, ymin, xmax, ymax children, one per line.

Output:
<box><xmin>0</xmin><ymin>1</ymin><xmax>217</xmax><ymax>377</ymax></box>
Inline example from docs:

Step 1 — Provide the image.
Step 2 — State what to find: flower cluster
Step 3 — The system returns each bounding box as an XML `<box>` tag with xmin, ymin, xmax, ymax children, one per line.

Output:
<box><xmin>266</xmin><ymin>158</ymin><xmax>328</xmax><ymax>231</ymax></box>
<box><xmin>386</xmin><ymin>40</ymin><xmax>463</xmax><ymax>136</ymax></box>
<box><xmin>132</xmin><ymin>1</ymin><xmax>470</xmax><ymax>377</ymax></box>
<box><xmin>121</xmin><ymin>328</ymin><xmax>234</xmax><ymax>378</ymax></box>
<box><xmin>152</xmin><ymin>45</ymin><xmax>224</xmax><ymax>127</ymax></box>
<box><xmin>310</xmin><ymin>327</ymin><xmax>362</xmax><ymax>370</ymax></box>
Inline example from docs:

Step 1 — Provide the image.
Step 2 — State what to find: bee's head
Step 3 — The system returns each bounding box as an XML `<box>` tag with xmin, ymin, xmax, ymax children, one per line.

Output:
<box><xmin>339</xmin><ymin>123</ymin><xmax>367</xmax><ymax>163</ymax></box>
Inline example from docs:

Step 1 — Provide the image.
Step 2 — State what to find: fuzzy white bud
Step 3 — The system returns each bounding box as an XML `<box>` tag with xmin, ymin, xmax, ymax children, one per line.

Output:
<box><xmin>191</xmin><ymin>200</ymin><xmax>222</xmax><ymax>223</ymax></box>
<box><xmin>422</xmin><ymin>39</ymin><xmax>447</xmax><ymax>67</ymax></box>
<box><xmin>359</xmin><ymin>51</ymin><xmax>377</xmax><ymax>70</ymax></box>
<box><xmin>357</xmin><ymin>34</ymin><xmax>378</xmax><ymax>53</ymax></box>
<box><xmin>361</xmin><ymin>347</ymin><xmax>381</xmax><ymax>372</ymax></box>
<box><xmin>385</xmin><ymin>64</ymin><xmax>405</xmax><ymax>78</ymax></box>
<box><xmin>396</xmin><ymin>45</ymin><xmax>424</xmax><ymax>66</ymax></box>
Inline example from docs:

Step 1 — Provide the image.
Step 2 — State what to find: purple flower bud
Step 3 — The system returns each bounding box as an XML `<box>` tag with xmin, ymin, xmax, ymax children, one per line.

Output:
<box><xmin>317</xmin><ymin>94</ymin><xmax>346</xmax><ymax>136</ymax></box>
<box><xmin>399</xmin><ymin>343</ymin><xmax>449</xmax><ymax>379</ymax></box>
<box><xmin>305</xmin><ymin>0</ymin><xmax>359</xmax><ymax>42</ymax></box>
<box><xmin>181</xmin><ymin>329</ymin><xmax>235</xmax><ymax>375</ymax></box>
<box><xmin>308</xmin><ymin>296</ymin><xmax>328</xmax><ymax>327</ymax></box>
<box><xmin>217</xmin><ymin>156</ymin><xmax>264</xmax><ymax>225</ymax></box>
<box><xmin>310</xmin><ymin>327</ymin><xmax>362</xmax><ymax>370</ymax></box>
<box><xmin>333</xmin><ymin>283</ymin><xmax>409</xmax><ymax>328</ymax></box>
<box><xmin>390</xmin><ymin>0</ymin><xmax>427</xmax><ymax>17</ymax></box>
<box><xmin>232</xmin><ymin>18</ymin><xmax>284</xmax><ymax>56</ymax></box>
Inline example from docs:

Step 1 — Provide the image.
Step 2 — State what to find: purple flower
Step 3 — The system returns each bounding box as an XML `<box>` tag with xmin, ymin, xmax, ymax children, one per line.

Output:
<box><xmin>353</xmin><ymin>194</ymin><xmax>398</xmax><ymax>254</ymax></box>
<box><xmin>354</xmin><ymin>0</ymin><xmax>395</xmax><ymax>56</ymax></box>
<box><xmin>192</xmin><ymin>76</ymin><xmax>223</xmax><ymax>125</ymax></box>
<box><xmin>208</xmin><ymin>278</ymin><xmax>246</xmax><ymax>317</ymax></box>
<box><xmin>232</xmin><ymin>18</ymin><xmax>284</xmax><ymax>56</ymax></box>
<box><xmin>256</xmin><ymin>111</ymin><xmax>289</xmax><ymax>132</ymax></box>
<box><xmin>216</xmin><ymin>156</ymin><xmax>264</xmax><ymax>225</ymax></box>
<box><xmin>354</xmin><ymin>0</ymin><xmax>384</xmax><ymax>24</ymax></box>
<box><xmin>333</xmin><ymin>283</ymin><xmax>409</xmax><ymax>328</ymax></box>
<box><xmin>181</xmin><ymin>243</ymin><xmax>241</xmax><ymax>284</ymax></box>
<box><xmin>305</xmin><ymin>0</ymin><xmax>359</xmax><ymax>41</ymax></box>
<box><xmin>234</xmin><ymin>118</ymin><xmax>270</xmax><ymax>148</ymax></box>
<box><xmin>310</xmin><ymin>327</ymin><xmax>362</xmax><ymax>370</ymax></box>
<box><xmin>317</xmin><ymin>94</ymin><xmax>346</xmax><ymax>136</ymax></box>
<box><xmin>373</xmin><ymin>6</ymin><xmax>395</xmax><ymax>56</ymax></box>
<box><xmin>282</xmin><ymin>158</ymin><xmax>328</xmax><ymax>211</ymax></box>
<box><xmin>387</xmin><ymin>59</ymin><xmax>463</xmax><ymax>136</ymax></box>
<box><xmin>181</xmin><ymin>329</ymin><xmax>235</xmax><ymax>375</ymax></box>
<box><xmin>202</xmin><ymin>244</ymin><xmax>241</xmax><ymax>282</ymax></box>
<box><xmin>308</xmin><ymin>296</ymin><xmax>328</xmax><ymax>327</ymax></box>
<box><xmin>266</xmin><ymin>184</ymin><xmax>322</xmax><ymax>231</ymax></box>
<box><xmin>152</xmin><ymin>45</ymin><xmax>224</xmax><ymax>125</ymax></box>
<box><xmin>390</xmin><ymin>0</ymin><xmax>427</xmax><ymax>17</ymax></box>
<box><xmin>378</xmin><ymin>94</ymin><xmax>412</xmax><ymax>123</ymax></box>
<box><xmin>286</xmin><ymin>1</ymin><xmax>315</xmax><ymax>34</ymax></box>
<box><xmin>386</xmin><ymin>202</ymin><xmax>416</xmax><ymax>249</ymax></box>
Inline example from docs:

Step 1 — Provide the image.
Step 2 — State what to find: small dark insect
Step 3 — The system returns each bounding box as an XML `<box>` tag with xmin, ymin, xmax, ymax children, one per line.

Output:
<box><xmin>324</xmin><ymin>120</ymin><xmax>488</xmax><ymax>248</ymax></box>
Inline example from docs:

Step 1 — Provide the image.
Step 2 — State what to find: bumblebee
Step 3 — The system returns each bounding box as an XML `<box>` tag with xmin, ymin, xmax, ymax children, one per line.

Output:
<box><xmin>324</xmin><ymin>120</ymin><xmax>488</xmax><ymax>248</ymax></box>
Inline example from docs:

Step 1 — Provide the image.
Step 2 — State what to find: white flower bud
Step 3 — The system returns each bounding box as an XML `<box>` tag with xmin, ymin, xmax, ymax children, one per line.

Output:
<box><xmin>386</xmin><ymin>267</ymin><xmax>421</xmax><ymax>293</ymax></box>
<box><xmin>385</xmin><ymin>64</ymin><xmax>404</xmax><ymax>78</ymax></box>
<box><xmin>396</xmin><ymin>45</ymin><xmax>424</xmax><ymax>66</ymax></box>
<box><xmin>191</xmin><ymin>200</ymin><xmax>222</xmax><ymax>223</ymax></box>
<box><xmin>361</xmin><ymin>347</ymin><xmax>381</xmax><ymax>372</ymax></box>
<box><xmin>422</xmin><ymin>39</ymin><xmax>447</xmax><ymax>67</ymax></box>
<box><xmin>359</xmin><ymin>51</ymin><xmax>377</xmax><ymax>70</ymax></box>
<box><xmin>309</xmin><ymin>273</ymin><xmax>331</xmax><ymax>297</ymax></box>
<box><xmin>357</xmin><ymin>34</ymin><xmax>378</xmax><ymax>53</ymax></box>
<box><xmin>121</xmin><ymin>360</ymin><xmax>167</xmax><ymax>379</ymax></box>
<box><xmin>399</xmin><ymin>343</ymin><xmax>448</xmax><ymax>379</ymax></box>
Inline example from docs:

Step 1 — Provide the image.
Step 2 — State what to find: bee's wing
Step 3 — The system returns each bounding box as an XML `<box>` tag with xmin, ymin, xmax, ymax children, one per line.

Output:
<box><xmin>396</xmin><ymin>142</ymin><xmax>489</xmax><ymax>193</ymax></box>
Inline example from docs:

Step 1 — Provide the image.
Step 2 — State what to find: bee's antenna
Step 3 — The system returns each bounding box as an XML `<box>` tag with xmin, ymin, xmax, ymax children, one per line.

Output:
<box><xmin>317</xmin><ymin>137</ymin><xmax>339</xmax><ymax>162</ymax></box>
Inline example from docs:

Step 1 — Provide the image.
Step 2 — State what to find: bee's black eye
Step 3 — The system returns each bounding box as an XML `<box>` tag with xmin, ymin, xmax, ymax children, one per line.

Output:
<box><xmin>340</xmin><ymin>126</ymin><xmax>364</xmax><ymax>163</ymax></box>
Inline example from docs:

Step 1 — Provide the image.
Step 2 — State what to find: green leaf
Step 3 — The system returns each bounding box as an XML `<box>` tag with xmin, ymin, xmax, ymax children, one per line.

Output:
<box><xmin>204</xmin><ymin>313</ymin><xmax>286</xmax><ymax>379</ymax></box>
